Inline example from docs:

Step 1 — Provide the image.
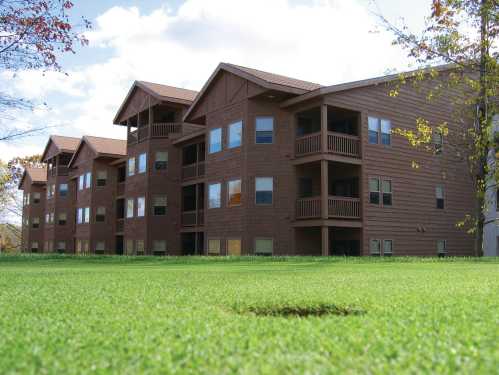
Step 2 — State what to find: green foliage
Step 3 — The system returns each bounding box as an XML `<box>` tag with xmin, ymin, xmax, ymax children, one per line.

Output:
<box><xmin>1</xmin><ymin>256</ymin><xmax>499</xmax><ymax>373</ymax></box>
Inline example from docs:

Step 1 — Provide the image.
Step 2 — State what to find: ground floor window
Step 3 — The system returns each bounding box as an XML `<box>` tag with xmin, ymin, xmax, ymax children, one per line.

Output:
<box><xmin>136</xmin><ymin>240</ymin><xmax>145</xmax><ymax>255</ymax></box>
<box><xmin>437</xmin><ymin>240</ymin><xmax>447</xmax><ymax>257</ymax></box>
<box><xmin>227</xmin><ymin>238</ymin><xmax>242</xmax><ymax>256</ymax></box>
<box><xmin>369</xmin><ymin>239</ymin><xmax>381</xmax><ymax>256</ymax></box>
<box><xmin>208</xmin><ymin>239</ymin><xmax>221</xmax><ymax>255</ymax></box>
<box><xmin>383</xmin><ymin>240</ymin><xmax>393</xmax><ymax>256</ymax></box>
<box><xmin>255</xmin><ymin>238</ymin><xmax>273</xmax><ymax>256</ymax></box>
<box><xmin>125</xmin><ymin>239</ymin><xmax>134</xmax><ymax>255</ymax></box>
<box><xmin>96</xmin><ymin>241</ymin><xmax>105</xmax><ymax>254</ymax></box>
<box><xmin>57</xmin><ymin>241</ymin><xmax>66</xmax><ymax>253</ymax></box>
<box><xmin>153</xmin><ymin>240</ymin><xmax>166</xmax><ymax>255</ymax></box>
<box><xmin>31</xmin><ymin>241</ymin><xmax>39</xmax><ymax>252</ymax></box>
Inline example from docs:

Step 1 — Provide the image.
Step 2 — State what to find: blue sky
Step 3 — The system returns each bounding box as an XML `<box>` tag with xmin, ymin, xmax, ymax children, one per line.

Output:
<box><xmin>0</xmin><ymin>0</ymin><xmax>433</xmax><ymax>161</ymax></box>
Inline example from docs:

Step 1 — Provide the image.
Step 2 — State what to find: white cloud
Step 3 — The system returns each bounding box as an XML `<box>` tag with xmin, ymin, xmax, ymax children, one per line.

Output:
<box><xmin>0</xmin><ymin>0</ymin><xmax>413</xmax><ymax>161</ymax></box>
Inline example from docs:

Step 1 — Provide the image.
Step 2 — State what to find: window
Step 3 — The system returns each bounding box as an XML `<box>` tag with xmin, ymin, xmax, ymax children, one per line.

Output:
<box><xmin>370</xmin><ymin>239</ymin><xmax>381</xmax><ymax>256</ymax></box>
<box><xmin>437</xmin><ymin>240</ymin><xmax>447</xmax><ymax>256</ymax></box>
<box><xmin>137</xmin><ymin>197</ymin><xmax>145</xmax><ymax>217</ymax></box>
<box><xmin>58</xmin><ymin>213</ymin><xmax>67</xmax><ymax>226</ymax></box>
<box><xmin>227</xmin><ymin>239</ymin><xmax>242</xmax><ymax>256</ymax></box>
<box><xmin>368</xmin><ymin>117</ymin><xmax>379</xmax><ymax>144</ymax></box>
<box><xmin>382</xmin><ymin>180</ymin><xmax>392</xmax><ymax>206</ymax></box>
<box><xmin>125</xmin><ymin>239</ymin><xmax>134</xmax><ymax>255</ymax></box>
<box><xmin>153</xmin><ymin>196</ymin><xmax>167</xmax><ymax>215</ymax></box>
<box><xmin>255</xmin><ymin>177</ymin><xmax>273</xmax><ymax>205</ymax></box>
<box><xmin>369</xmin><ymin>178</ymin><xmax>380</xmax><ymax>204</ymax></box>
<box><xmin>78</xmin><ymin>175</ymin><xmax>84</xmax><ymax>190</ymax></box>
<box><xmin>208</xmin><ymin>239</ymin><xmax>221</xmax><ymax>255</ymax></box>
<box><xmin>381</xmin><ymin>119</ymin><xmax>391</xmax><ymax>145</ymax></box>
<box><xmin>95</xmin><ymin>207</ymin><xmax>106</xmax><ymax>222</ymax></box>
<box><xmin>49</xmin><ymin>212</ymin><xmax>54</xmax><ymax>224</ymax></box>
<box><xmin>154</xmin><ymin>151</ymin><xmax>168</xmax><ymax>170</ymax></box>
<box><xmin>33</xmin><ymin>192</ymin><xmax>41</xmax><ymax>204</ymax></box>
<box><xmin>228</xmin><ymin>179</ymin><xmax>242</xmax><ymax>207</ymax></box>
<box><xmin>84</xmin><ymin>207</ymin><xmax>90</xmax><ymax>223</ymax></box>
<box><xmin>434</xmin><ymin>131</ymin><xmax>443</xmax><ymax>154</ymax></box>
<box><xmin>368</xmin><ymin>117</ymin><xmax>391</xmax><ymax>145</ymax></box>
<box><xmin>228</xmin><ymin>120</ymin><xmax>242</xmax><ymax>148</ymax></box>
<box><xmin>32</xmin><ymin>217</ymin><xmax>40</xmax><ymax>229</ymax></box>
<box><xmin>209</xmin><ymin>128</ymin><xmax>222</xmax><ymax>153</ymax></box>
<box><xmin>255</xmin><ymin>239</ymin><xmax>273</xmax><ymax>256</ymax></box>
<box><xmin>136</xmin><ymin>240</ymin><xmax>145</xmax><ymax>255</ymax></box>
<box><xmin>138</xmin><ymin>153</ymin><xmax>147</xmax><ymax>174</ymax></box>
<box><xmin>208</xmin><ymin>183</ymin><xmax>221</xmax><ymax>208</ymax></box>
<box><xmin>436</xmin><ymin>186</ymin><xmax>445</xmax><ymax>209</ymax></box>
<box><xmin>31</xmin><ymin>241</ymin><xmax>39</xmax><ymax>252</ymax></box>
<box><xmin>57</xmin><ymin>241</ymin><xmax>66</xmax><ymax>253</ymax></box>
<box><xmin>96</xmin><ymin>170</ymin><xmax>107</xmax><ymax>186</ymax></box>
<box><xmin>83</xmin><ymin>240</ymin><xmax>89</xmax><ymax>254</ymax></box>
<box><xmin>153</xmin><ymin>240</ymin><xmax>166</xmax><ymax>254</ymax></box>
<box><xmin>59</xmin><ymin>184</ymin><xmax>68</xmax><ymax>197</ymax></box>
<box><xmin>383</xmin><ymin>240</ymin><xmax>393</xmax><ymax>256</ymax></box>
<box><xmin>95</xmin><ymin>241</ymin><xmax>105</xmax><ymax>253</ymax></box>
<box><xmin>45</xmin><ymin>213</ymin><xmax>49</xmax><ymax>224</ymax></box>
<box><xmin>85</xmin><ymin>172</ymin><xmax>92</xmax><ymax>189</ymax></box>
<box><xmin>255</xmin><ymin>117</ymin><xmax>274</xmax><ymax>144</ymax></box>
<box><xmin>76</xmin><ymin>240</ymin><xmax>82</xmax><ymax>254</ymax></box>
<box><xmin>126</xmin><ymin>199</ymin><xmax>134</xmax><ymax>218</ymax></box>
<box><xmin>77</xmin><ymin>208</ymin><xmax>83</xmax><ymax>224</ymax></box>
<box><xmin>128</xmin><ymin>157</ymin><xmax>135</xmax><ymax>176</ymax></box>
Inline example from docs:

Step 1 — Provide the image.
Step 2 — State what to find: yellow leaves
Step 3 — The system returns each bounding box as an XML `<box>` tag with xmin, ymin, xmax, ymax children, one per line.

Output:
<box><xmin>411</xmin><ymin>161</ymin><xmax>420</xmax><ymax>169</ymax></box>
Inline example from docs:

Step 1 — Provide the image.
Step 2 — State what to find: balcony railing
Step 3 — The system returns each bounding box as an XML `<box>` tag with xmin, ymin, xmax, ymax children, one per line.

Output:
<box><xmin>128</xmin><ymin>123</ymin><xmax>184</xmax><ymax>144</ymax></box>
<box><xmin>116</xmin><ymin>218</ymin><xmax>124</xmax><ymax>233</ymax></box>
<box><xmin>295</xmin><ymin>132</ymin><xmax>361</xmax><ymax>158</ymax></box>
<box><xmin>49</xmin><ymin>166</ymin><xmax>69</xmax><ymax>177</ymax></box>
<box><xmin>296</xmin><ymin>196</ymin><xmax>361</xmax><ymax>220</ymax></box>
<box><xmin>182</xmin><ymin>162</ymin><xmax>205</xmax><ymax>181</ymax></box>
<box><xmin>181</xmin><ymin>210</ymin><xmax>204</xmax><ymax>227</ymax></box>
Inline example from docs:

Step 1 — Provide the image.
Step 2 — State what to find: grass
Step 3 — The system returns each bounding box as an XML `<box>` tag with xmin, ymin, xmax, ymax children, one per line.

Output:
<box><xmin>1</xmin><ymin>255</ymin><xmax>499</xmax><ymax>374</ymax></box>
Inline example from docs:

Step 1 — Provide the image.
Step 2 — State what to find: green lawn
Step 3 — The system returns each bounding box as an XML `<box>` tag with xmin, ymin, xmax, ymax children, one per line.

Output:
<box><xmin>1</xmin><ymin>256</ymin><xmax>499</xmax><ymax>374</ymax></box>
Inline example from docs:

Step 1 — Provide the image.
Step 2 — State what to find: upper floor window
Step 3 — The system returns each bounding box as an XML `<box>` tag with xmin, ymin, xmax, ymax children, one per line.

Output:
<box><xmin>153</xmin><ymin>196</ymin><xmax>167</xmax><ymax>215</ymax></box>
<box><xmin>59</xmin><ymin>184</ymin><xmax>68</xmax><ymax>197</ymax></box>
<box><xmin>209</xmin><ymin>128</ymin><xmax>222</xmax><ymax>154</ymax></box>
<box><xmin>255</xmin><ymin>117</ymin><xmax>274</xmax><ymax>144</ymax></box>
<box><xmin>255</xmin><ymin>238</ymin><xmax>273</xmax><ymax>256</ymax></box>
<box><xmin>255</xmin><ymin>177</ymin><xmax>273</xmax><ymax>205</ymax></box>
<box><xmin>49</xmin><ymin>212</ymin><xmax>54</xmax><ymax>224</ymax></box>
<box><xmin>138</xmin><ymin>153</ymin><xmax>147</xmax><ymax>174</ymax></box>
<box><xmin>128</xmin><ymin>157</ymin><xmax>135</xmax><ymax>176</ymax></box>
<box><xmin>84</xmin><ymin>207</ymin><xmax>90</xmax><ymax>223</ymax></box>
<box><xmin>45</xmin><ymin>213</ymin><xmax>50</xmax><ymax>224</ymax></box>
<box><xmin>85</xmin><ymin>172</ymin><xmax>92</xmax><ymax>189</ymax></box>
<box><xmin>382</xmin><ymin>180</ymin><xmax>392</xmax><ymax>206</ymax></box>
<box><xmin>368</xmin><ymin>117</ymin><xmax>391</xmax><ymax>145</ymax></box>
<box><xmin>126</xmin><ymin>198</ymin><xmax>134</xmax><ymax>218</ymax></box>
<box><xmin>96</xmin><ymin>170</ymin><xmax>107</xmax><ymax>186</ymax></box>
<box><xmin>96</xmin><ymin>207</ymin><xmax>106</xmax><ymax>222</ymax></box>
<box><xmin>78</xmin><ymin>175</ymin><xmax>84</xmax><ymax>190</ymax></box>
<box><xmin>228</xmin><ymin>179</ymin><xmax>242</xmax><ymax>207</ymax></box>
<box><xmin>137</xmin><ymin>197</ymin><xmax>145</xmax><ymax>217</ymax></box>
<box><xmin>77</xmin><ymin>208</ymin><xmax>83</xmax><ymax>224</ymax></box>
<box><xmin>33</xmin><ymin>192</ymin><xmax>40</xmax><ymax>204</ymax></box>
<box><xmin>154</xmin><ymin>152</ymin><xmax>168</xmax><ymax>170</ymax></box>
<box><xmin>434</xmin><ymin>131</ymin><xmax>443</xmax><ymax>154</ymax></box>
<box><xmin>370</xmin><ymin>177</ymin><xmax>392</xmax><ymax>206</ymax></box>
<box><xmin>32</xmin><ymin>217</ymin><xmax>40</xmax><ymax>229</ymax></box>
<box><xmin>369</xmin><ymin>178</ymin><xmax>380</xmax><ymax>204</ymax></box>
<box><xmin>208</xmin><ymin>183</ymin><xmax>221</xmax><ymax>209</ymax></box>
<box><xmin>228</xmin><ymin>121</ymin><xmax>242</xmax><ymax>148</ymax></box>
<box><xmin>436</xmin><ymin>186</ymin><xmax>445</xmax><ymax>209</ymax></box>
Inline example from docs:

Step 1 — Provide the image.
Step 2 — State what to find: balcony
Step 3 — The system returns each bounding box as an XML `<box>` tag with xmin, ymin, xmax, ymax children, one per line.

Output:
<box><xmin>182</xmin><ymin>162</ymin><xmax>205</xmax><ymax>181</ymax></box>
<box><xmin>49</xmin><ymin>166</ymin><xmax>69</xmax><ymax>177</ymax></box>
<box><xmin>181</xmin><ymin>210</ymin><xmax>204</xmax><ymax>227</ymax></box>
<box><xmin>128</xmin><ymin>122</ymin><xmax>183</xmax><ymax>144</ymax></box>
<box><xmin>296</xmin><ymin>196</ymin><xmax>361</xmax><ymax>220</ymax></box>
<box><xmin>295</xmin><ymin>131</ymin><xmax>360</xmax><ymax>158</ymax></box>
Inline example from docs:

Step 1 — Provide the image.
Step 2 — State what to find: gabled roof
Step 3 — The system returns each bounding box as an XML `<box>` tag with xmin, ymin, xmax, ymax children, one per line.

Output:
<box><xmin>280</xmin><ymin>63</ymin><xmax>456</xmax><ymax>108</ymax></box>
<box><xmin>68</xmin><ymin>136</ymin><xmax>127</xmax><ymax>167</ymax></box>
<box><xmin>41</xmin><ymin>135</ymin><xmax>80</xmax><ymax>161</ymax></box>
<box><xmin>113</xmin><ymin>80</ymin><xmax>198</xmax><ymax>124</ymax></box>
<box><xmin>183</xmin><ymin>62</ymin><xmax>322</xmax><ymax>122</ymax></box>
<box><xmin>18</xmin><ymin>166</ymin><xmax>47</xmax><ymax>189</ymax></box>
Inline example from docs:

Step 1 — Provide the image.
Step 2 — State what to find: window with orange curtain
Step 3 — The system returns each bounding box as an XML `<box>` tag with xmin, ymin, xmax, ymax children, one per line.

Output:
<box><xmin>228</xmin><ymin>179</ymin><xmax>242</xmax><ymax>207</ymax></box>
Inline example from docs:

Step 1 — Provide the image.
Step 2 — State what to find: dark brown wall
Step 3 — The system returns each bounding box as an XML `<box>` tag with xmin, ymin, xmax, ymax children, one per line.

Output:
<box><xmin>21</xmin><ymin>176</ymin><xmax>46</xmax><ymax>251</ymax></box>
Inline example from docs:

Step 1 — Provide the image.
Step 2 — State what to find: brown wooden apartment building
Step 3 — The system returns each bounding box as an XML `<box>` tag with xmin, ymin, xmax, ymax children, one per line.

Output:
<box><xmin>19</xmin><ymin>63</ymin><xmax>475</xmax><ymax>256</ymax></box>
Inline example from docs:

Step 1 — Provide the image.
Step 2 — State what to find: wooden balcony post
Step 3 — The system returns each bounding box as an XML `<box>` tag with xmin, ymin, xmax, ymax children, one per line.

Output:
<box><xmin>321</xmin><ymin>159</ymin><xmax>328</xmax><ymax>219</ymax></box>
<box><xmin>321</xmin><ymin>104</ymin><xmax>328</xmax><ymax>153</ymax></box>
<box><xmin>321</xmin><ymin>226</ymin><xmax>329</xmax><ymax>256</ymax></box>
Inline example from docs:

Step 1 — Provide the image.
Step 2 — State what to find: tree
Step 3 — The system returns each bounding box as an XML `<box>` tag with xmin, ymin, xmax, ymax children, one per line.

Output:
<box><xmin>0</xmin><ymin>0</ymin><xmax>90</xmax><ymax>139</ymax></box>
<box><xmin>0</xmin><ymin>154</ymin><xmax>42</xmax><ymax>244</ymax></box>
<box><xmin>376</xmin><ymin>0</ymin><xmax>498</xmax><ymax>255</ymax></box>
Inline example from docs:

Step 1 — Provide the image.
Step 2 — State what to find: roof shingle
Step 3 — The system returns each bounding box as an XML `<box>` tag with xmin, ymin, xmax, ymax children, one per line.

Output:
<box><xmin>84</xmin><ymin>136</ymin><xmax>127</xmax><ymax>157</ymax></box>
<box><xmin>138</xmin><ymin>81</ymin><xmax>198</xmax><ymax>102</ymax></box>
<box><xmin>25</xmin><ymin>167</ymin><xmax>47</xmax><ymax>184</ymax></box>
